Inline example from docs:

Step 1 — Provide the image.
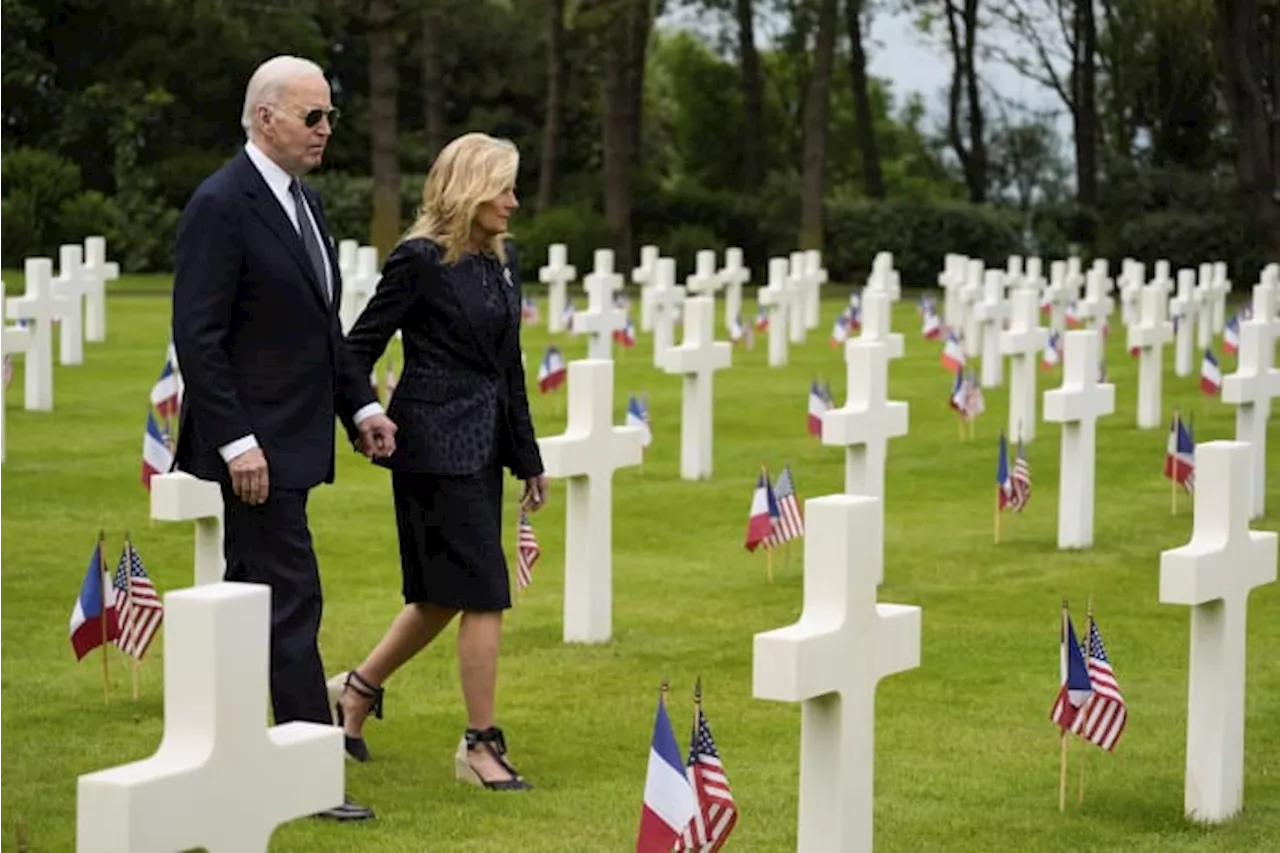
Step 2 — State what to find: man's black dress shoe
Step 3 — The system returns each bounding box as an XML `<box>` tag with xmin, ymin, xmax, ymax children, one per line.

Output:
<box><xmin>314</xmin><ymin>795</ymin><xmax>375</xmax><ymax>821</ymax></box>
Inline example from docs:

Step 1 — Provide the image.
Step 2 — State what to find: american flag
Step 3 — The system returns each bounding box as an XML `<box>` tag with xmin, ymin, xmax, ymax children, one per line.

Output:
<box><xmin>515</xmin><ymin>512</ymin><xmax>540</xmax><ymax>590</ymax></box>
<box><xmin>111</xmin><ymin>540</ymin><xmax>163</xmax><ymax>660</ymax></box>
<box><xmin>1071</xmin><ymin>618</ymin><xmax>1128</xmax><ymax>751</ymax></box>
<box><xmin>764</xmin><ymin>465</ymin><xmax>804</xmax><ymax>547</ymax></box>
<box><xmin>1009</xmin><ymin>440</ymin><xmax>1032</xmax><ymax>511</ymax></box>
<box><xmin>674</xmin><ymin>708</ymin><xmax>738</xmax><ymax>853</ymax></box>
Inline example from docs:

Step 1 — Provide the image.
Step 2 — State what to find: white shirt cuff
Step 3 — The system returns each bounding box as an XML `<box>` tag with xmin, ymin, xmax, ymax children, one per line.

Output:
<box><xmin>353</xmin><ymin>402</ymin><xmax>385</xmax><ymax>425</ymax></box>
<box><xmin>219</xmin><ymin>434</ymin><xmax>259</xmax><ymax>462</ymax></box>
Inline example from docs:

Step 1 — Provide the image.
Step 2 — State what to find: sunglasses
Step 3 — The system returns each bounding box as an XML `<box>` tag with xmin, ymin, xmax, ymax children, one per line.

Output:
<box><xmin>273</xmin><ymin>106</ymin><xmax>340</xmax><ymax>128</ymax></box>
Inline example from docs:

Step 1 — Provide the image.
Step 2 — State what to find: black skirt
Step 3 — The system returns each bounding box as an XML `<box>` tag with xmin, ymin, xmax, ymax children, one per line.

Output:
<box><xmin>391</xmin><ymin>463</ymin><xmax>511</xmax><ymax>611</ymax></box>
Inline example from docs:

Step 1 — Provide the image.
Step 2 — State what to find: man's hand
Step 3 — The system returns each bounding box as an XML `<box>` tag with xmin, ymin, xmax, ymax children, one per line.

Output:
<box><xmin>357</xmin><ymin>413</ymin><xmax>398</xmax><ymax>459</ymax></box>
<box><xmin>520</xmin><ymin>474</ymin><xmax>549</xmax><ymax>513</ymax></box>
<box><xmin>228</xmin><ymin>447</ymin><xmax>269</xmax><ymax>506</ymax></box>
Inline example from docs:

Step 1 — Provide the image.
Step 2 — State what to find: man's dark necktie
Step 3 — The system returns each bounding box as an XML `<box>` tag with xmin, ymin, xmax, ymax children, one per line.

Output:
<box><xmin>288</xmin><ymin>179</ymin><xmax>331</xmax><ymax>303</ymax></box>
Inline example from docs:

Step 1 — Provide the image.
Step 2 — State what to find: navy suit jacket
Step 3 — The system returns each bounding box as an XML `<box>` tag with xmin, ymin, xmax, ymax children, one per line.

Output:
<box><xmin>171</xmin><ymin>150</ymin><xmax>377</xmax><ymax>490</ymax></box>
<box><xmin>344</xmin><ymin>237</ymin><xmax>543</xmax><ymax>481</ymax></box>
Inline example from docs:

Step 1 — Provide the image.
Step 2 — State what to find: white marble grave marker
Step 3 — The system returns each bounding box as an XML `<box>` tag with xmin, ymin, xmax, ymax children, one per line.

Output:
<box><xmin>663</xmin><ymin>297</ymin><xmax>731</xmax><ymax>481</ymax></box>
<box><xmin>539</xmin><ymin>244</ymin><xmax>577</xmax><ymax>334</ymax></box>
<box><xmin>868</xmin><ymin>251</ymin><xmax>899</xmax><ymax>302</ymax></box>
<box><xmin>1</xmin><ymin>301</ymin><xmax>33</xmax><ymax>464</ymax></box>
<box><xmin>340</xmin><ymin>245</ymin><xmax>379</xmax><ymax>333</ymax></box>
<box><xmin>5</xmin><ymin>257</ymin><xmax>61</xmax><ymax>411</ymax></box>
<box><xmin>999</xmin><ymin>288</ymin><xmax>1049</xmax><ymax>443</ymax></box>
<box><xmin>150</xmin><ymin>472</ymin><xmax>227</xmax><ymax>586</ymax></box>
<box><xmin>938</xmin><ymin>254</ymin><xmax>967</xmax><ymax>330</ymax></box>
<box><xmin>758</xmin><ymin>258</ymin><xmax>796</xmax><ymax>368</ymax></box>
<box><xmin>1195</xmin><ymin>265</ymin><xmax>1216</xmax><ymax>350</ymax></box>
<box><xmin>632</xmin><ymin>244</ymin><xmax>659</xmax><ymax>331</ymax></box>
<box><xmin>53</xmin><ymin>244</ymin><xmax>87</xmax><ymax>366</ymax></box>
<box><xmin>1170</xmin><ymin>269</ymin><xmax>1198</xmax><ymax>377</ymax></box>
<box><xmin>537</xmin><ymin>360</ymin><xmax>643</xmax><ymax>643</ymax></box>
<box><xmin>1159</xmin><ymin>442</ymin><xmax>1277</xmax><ymax>824</ymax></box>
<box><xmin>1127</xmin><ymin>286</ymin><xmax>1175</xmax><ymax>429</ymax></box>
<box><xmin>960</xmin><ymin>260</ymin><xmax>985</xmax><ymax>359</ymax></box>
<box><xmin>857</xmin><ymin>289</ymin><xmax>904</xmax><ymax>360</ymax></box>
<box><xmin>649</xmin><ymin>257</ymin><xmax>685</xmax><ymax>370</ymax></box>
<box><xmin>1043</xmin><ymin>330</ymin><xmax>1115</xmax><ymax>549</ymax></box>
<box><xmin>81</xmin><ymin>236</ymin><xmax>118</xmax><ymax>342</ymax></box>
<box><xmin>787</xmin><ymin>252</ymin><xmax>811</xmax><ymax>343</ymax></box>
<box><xmin>753</xmin><ymin>495</ymin><xmax>921</xmax><ymax>853</ymax></box>
<box><xmin>973</xmin><ymin>270</ymin><xmax>1009</xmax><ymax>388</ymax></box>
<box><xmin>720</xmin><ymin>247</ymin><xmax>750</xmax><ymax>331</ymax></box>
<box><xmin>1043</xmin><ymin>261</ymin><xmax>1070</xmax><ymax>334</ymax></box>
<box><xmin>1221</xmin><ymin>320</ymin><xmax>1279</xmax><ymax>520</ymax></box>
<box><xmin>822</xmin><ymin>341</ymin><xmax>909</xmax><ymax>584</ymax></box>
<box><xmin>803</xmin><ymin>250</ymin><xmax>829</xmax><ymax>329</ymax></box>
<box><xmin>75</xmin><ymin>583</ymin><xmax>343</xmax><ymax>853</ymax></box>
<box><xmin>573</xmin><ymin>250</ymin><xmax>626</xmax><ymax>360</ymax></box>
<box><xmin>686</xmin><ymin>250</ymin><xmax>723</xmax><ymax>300</ymax></box>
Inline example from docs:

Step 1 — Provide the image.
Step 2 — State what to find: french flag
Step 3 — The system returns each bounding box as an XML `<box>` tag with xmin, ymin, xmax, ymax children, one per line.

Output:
<box><xmin>151</xmin><ymin>357</ymin><xmax>180</xmax><ymax>419</ymax></box>
<box><xmin>1223</xmin><ymin>314</ymin><xmax>1240</xmax><ymax>354</ymax></box>
<box><xmin>1164</xmin><ymin>414</ymin><xmax>1196</xmax><ymax>493</ymax></box>
<box><xmin>141</xmin><ymin>409</ymin><xmax>174</xmax><ymax>491</ymax></box>
<box><xmin>753</xmin><ymin>306</ymin><xmax>769</xmax><ymax>332</ymax></box>
<box><xmin>538</xmin><ymin>345</ymin><xmax>567</xmax><ymax>393</ymax></box>
<box><xmin>614</xmin><ymin>313</ymin><xmax>637</xmax><ymax>348</ymax></box>
<box><xmin>1041</xmin><ymin>333</ymin><xmax>1061</xmax><ymax>371</ymax></box>
<box><xmin>806</xmin><ymin>381</ymin><xmax>829</xmax><ymax>438</ymax></box>
<box><xmin>626</xmin><ymin>394</ymin><xmax>652</xmax><ymax>448</ymax></box>
<box><xmin>636</xmin><ymin>696</ymin><xmax>698</xmax><ymax>853</ymax></box>
<box><xmin>1199</xmin><ymin>349</ymin><xmax>1222</xmax><ymax>396</ymax></box>
<box><xmin>69</xmin><ymin>540</ymin><xmax>120</xmax><ymax>660</ymax></box>
<box><xmin>829</xmin><ymin>313</ymin><xmax>850</xmax><ymax>349</ymax></box>
<box><xmin>921</xmin><ymin>310</ymin><xmax>942</xmax><ymax>339</ymax></box>
<box><xmin>949</xmin><ymin>369</ymin><xmax>966</xmax><ymax>413</ymax></box>
<box><xmin>940</xmin><ymin>331</ymin><xmax>965</xmax><ymax>372</ymax></box>
<box><xmin>743</xmin><ymin>472</ymin><xmax>778</xmax><ymax>552</ymax></box>
<box><xmin>1049</xmin><ymin>613</ymin><xmax>1093</xmax><ymax>730</ymax></box>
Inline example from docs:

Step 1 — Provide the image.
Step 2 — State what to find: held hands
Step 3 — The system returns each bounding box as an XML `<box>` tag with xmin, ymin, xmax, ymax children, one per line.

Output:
<box><xmin>356</xmin><ymin>413</ymin><xmax>398</xmax><ymax>459</ymax></box>
<box><xmin>520</xmin><ymin>474</ymin><xmax>549</xmax><ymax>513</ymax></box>
<box><xmin>228</xmin><ymin>447</ymin><xmax>270</xmax><ymax>506</ymax></box>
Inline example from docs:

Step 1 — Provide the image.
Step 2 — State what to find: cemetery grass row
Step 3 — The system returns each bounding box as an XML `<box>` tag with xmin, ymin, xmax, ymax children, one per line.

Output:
<box><xmin>2</xmin><ymin>288</ymin><xmax>1278</xmax><ymax>852</ymax></box>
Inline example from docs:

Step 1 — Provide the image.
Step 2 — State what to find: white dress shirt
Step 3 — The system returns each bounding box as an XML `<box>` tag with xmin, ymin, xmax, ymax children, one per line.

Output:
<box><xmin>218</xmin><ymin>142</ymin><xmax>384</xmax><ymax>463</ymax></box>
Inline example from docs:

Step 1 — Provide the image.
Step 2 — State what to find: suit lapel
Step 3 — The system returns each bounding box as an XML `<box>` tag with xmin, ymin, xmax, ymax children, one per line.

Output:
<box><xmin>304</xmin><ymin>185</ymin><xmax>342</xmax><ymax>313</ymax></box>
<box><xmin>236</xmin><ymin>154</ymin><xmax>330</xmax><ymax>310</ymax></box>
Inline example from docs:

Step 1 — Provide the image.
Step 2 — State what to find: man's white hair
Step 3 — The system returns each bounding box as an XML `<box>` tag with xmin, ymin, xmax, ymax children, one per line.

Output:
<box><xmin>241</xmin><ymin>55</ymin><xmax>326</xmax><ymax>136</ymax></box>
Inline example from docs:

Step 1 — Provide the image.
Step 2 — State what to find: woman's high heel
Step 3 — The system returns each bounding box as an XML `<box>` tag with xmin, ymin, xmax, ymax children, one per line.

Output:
<box><xmin>331</xmin><ymin>670</ymin><xmax>385</xmax><ymax>763</ymax></box>
<box><xmin>453</xmin><ymin>726</ymin><xmax>533</xmax><ymax>790</ymax></box>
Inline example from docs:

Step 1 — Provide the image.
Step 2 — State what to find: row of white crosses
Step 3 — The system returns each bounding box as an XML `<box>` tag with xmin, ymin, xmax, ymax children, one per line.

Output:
<box><xmin>335</xmin><ymin>239</ymin><xmax>380</xmax><ymax>334</ymax></box>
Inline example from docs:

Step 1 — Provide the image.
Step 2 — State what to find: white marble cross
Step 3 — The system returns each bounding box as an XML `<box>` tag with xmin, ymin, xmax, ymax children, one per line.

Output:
<box><xmin>1159</xmin><ymin>441</ymin><xmax>1277</xmax><ymax>824</ymax></box>
<box><xmin>1170</xmin><ymin>269</ymin><xmax>1198</xmax><ymax>377</ymax></box>
<box><xmin>803</xmin><ymin>250</ymin><xmax>830</xmax><ymax>329</ymax></box>
<box><xmin>973</xmin><ymin>270</ymin><xmax>1009</xmax><ymax>388</ymax></box>
<box><xmin>720</xmin><ymin>247</ymin><xmax>750</xmax><ymax>332</ymax></box>
<box><xmin>573</xmin><ymin>249</ymin><xmax>626</xmax><ymax>360</ymax></box>
<box><xmin>1042</xmin><ymin>261</ymin><xmax>1071</xmax><ymax>334</ymax></box>
<box><xmin>649</xmin><ymin>257</ymin><xmax>685</xmax><ymax>371</ymax></box>
<box><xmin>1043</xmin><ymin>330</ymin><xmax>1115</xmax><ymax>549</ymax></box>
<box><xmin>758</xmin><ymin>258</ymin><xmax>795</xmax><ymax>368</ymax></box>
<box><xmin>339</xmin><ymin>246</ymin><xmax>379</xmax><ymax>333</ymax></box>
<box><xmin>1118</xmin><ymin>259</ymin><xmax>1145</xmax><ymax>327</ymax></box>
<box><xmin>999</xmin><ymin>288</ymin><xmax>1049</xmax><ymax>443</ymax></box>
<box><xmin>337</xmin><ymin>238</ymin><xmax>359</xmax><ymax>280</ymax></box>
<box><xmin>686</xmin><ymin>250</ymin><xmax>723</xmax><ymax>300</ymax></box>
<box><xmin>867</xmin><ymin>251</ymin><xmax>900</xmax><ymax>302</ymax></box>
<box><xmin>1</xmin><ymin>300</ymin><xmax>33</xmax><ymax>464</ymax></box>
<box><xmin>1251</xmin><ymin>279</ymin><xmax>1279</xmax><ymax>348</ymax></box>
<box><xmin>1194</xmin><ymin>265</ymin><xmax>1216</xmax><ymax>350</ymax></box>
<box><xmin>753</xmin><ymin>494</ymin><xmax>921</xmax><ymax>853</ymax></box>
<box><xmin>1023</xmin><ymin>256</ymin><xmax>1045</xmax><ymax>294</ymax></box>
<box><xmin>662</xmin><ymin>297</ymin><xmax>732</xmax><ymax>481</ymax></box>
<box><xmin>1209</xmin><ymin>262</ymin><xmax>1231</xmax><ymax>333</ymax></box>
<box><xmin>150</xmin><ymin>472</ymin><xmax>227</xmax><ymax>586</ymax></box>
<box><xmin>632</xmin><ymin>244</ymin><xmax>660</xmax><ymax>332</ymax></box>
<box><xmin>938</xmin><ymin>253</ymin><xmax>968</xmax><ymax>331</ymax></box>
<box><xmin>539</xmin><ymin>243</ymin><xmax>577</xmax><ymax>334</ymax></box>
<box><xmin>1005</xmin><ymin>255</ymin><xmax>1024</xmax><ymax>290</ymax></box>
<box><xmin>537</xmin><ymin>360</ymin><xmax>643</xmax><ymax>643</ymax></box>
<box><xmin>53</xmin><ymin>244</ymin><xmax>87</xmax><ymax>367</ymax></box>
<box><xmin>76</xmin><ymin>583</ymin><xmax>343</xmax><ymax>853</ymax></box>
<box><xmin>856</xmin><ymin>289</ymin><xmax>903</xmax><ymax>361</ymax></box>
<box><xmin>81</xmin><ymin>236</ymin><xmax>118</xmax><ymax>342</ymax></box>
<box><xmin>1077</xmin><ymin>267</ymin><xmax>1114</xmax><ymax>335</ymax></box>
<box><xmin>960</xmin><ymin>260</ymin><xmax>985</xmax><ymax>360</ymax></box>
<box><xmin>786</xmin><ymin>253</ymin><xmax>810</xmax><ymax>344</ymax></box>
<box><xmin>1127</xmin><ymin>286</ymin><xmax>1175</xmax><ymax>429</ymax></box>
<box><xmin>6</xmin><ymin>257</ymin><xmax>62</xmax><ymax>412</ymax></box>
<box><xmin>821</xmin><ymin>340</ymin><xmax>908</xmax><ymax>585</ymax></box>
<box><xmin>1221</xmin><ymin>320</ymin><xmax>1278</xmax><ymax>520</ymax></box>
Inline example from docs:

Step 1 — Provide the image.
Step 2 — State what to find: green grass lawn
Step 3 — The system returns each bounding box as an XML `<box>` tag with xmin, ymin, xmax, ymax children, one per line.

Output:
<box><xmin>3</xmin><ymin>275</ymin><xmax>1278</xmax><ymax>852</ymax></box>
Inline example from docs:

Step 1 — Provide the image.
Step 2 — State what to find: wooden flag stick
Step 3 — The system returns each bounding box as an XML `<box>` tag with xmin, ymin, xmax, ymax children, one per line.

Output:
<box><xmin>693</xmin><ymin>676</ymin><xmax>702</xmax><ymax>734</ymax></box>
<box><xmin>1058</xmin><ymin>728</ymin><xmax>1069</xmax><ymax>812</ymax></box>
<box><xmin>1171</xmin><ymin>409</ymin><xmax>1180</xmax><ymax>515</ymax></box>
<box><xmin>97</xmin><ymin>529</ymin><xmax>113</xmax><ymax>704</ymax></box>
<box><xmin>994</xmin><ymin>488</ymin><xmax>1002</xmax><ymax>544</ymax></box>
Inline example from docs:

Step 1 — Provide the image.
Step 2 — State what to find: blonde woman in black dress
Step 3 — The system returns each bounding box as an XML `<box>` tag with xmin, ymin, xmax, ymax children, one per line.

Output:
<box><xmin>332</xmin><ymin>132</ymin><xmax>548</xmax><ymax>790</ymax></box>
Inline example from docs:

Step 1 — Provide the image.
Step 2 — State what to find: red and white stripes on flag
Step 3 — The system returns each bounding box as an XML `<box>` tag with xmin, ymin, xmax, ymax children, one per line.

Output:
<box><xmin>674</xmin><ymin>708</ymin><xmax>738</xmax><ymax>853</ymax></box>
<box><xmin>111</xmin><ymin>540</ymin><xmax>163</xmax><ymax>660</ymax></box>
<box><xmin>1071</xmin><ymin>617</ymin><xmax>1128</xmax><ymax>751</ymax></box>
<box><xmin>515</xmin><ymin>512</ymin><xmax>540</xmax><ymax>590</ymax></box>
<box><xmin>764</xmin><ymin>465</ymin><xmax>804</xmax><ymax>547</ymax></box>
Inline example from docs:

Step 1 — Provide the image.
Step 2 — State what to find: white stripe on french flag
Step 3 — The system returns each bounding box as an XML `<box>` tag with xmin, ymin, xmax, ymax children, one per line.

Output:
<box><xmin>637</xmin><ymin>698</ymin><xmax>698</xmax><ymax>852</ymax></box>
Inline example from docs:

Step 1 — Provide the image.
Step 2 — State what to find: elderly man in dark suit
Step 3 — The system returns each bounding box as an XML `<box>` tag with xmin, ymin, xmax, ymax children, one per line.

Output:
<box><xmin>171</xmin><ymin>55</ymin><xmax>395</xmax><ymax>822</ymax></box>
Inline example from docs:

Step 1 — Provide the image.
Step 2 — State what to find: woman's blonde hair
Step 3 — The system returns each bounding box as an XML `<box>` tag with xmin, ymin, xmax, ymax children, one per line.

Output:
<box><xmin>402</xmin><ymin>132</ymin><xmax>519</xmax><ymax>264</ymax></box>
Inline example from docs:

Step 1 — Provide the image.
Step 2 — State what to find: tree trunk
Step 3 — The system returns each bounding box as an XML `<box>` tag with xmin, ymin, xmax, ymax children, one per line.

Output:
<box><xmin>798</xmin><ymin>0</ymin><xmax>839</xmax><ymax>251</ymax></box>
<box><xmin>536</xmin><ymin>0</ymin><xmax>567</xmax><ymax>212</ymax></box>
<box><xmin>421</xmin><ymin>1</ymin><xmax>447</xmax><ymax>162</ymax></box>
<box><xmin>735</xmin><ymin>0</ymin><xmax>765</xmax><ymax>189</ymax></box>
<box><xmin>1073</xmin><ymin>0</ymin><xmax>1099</xmax><ymax>209</ymax></box>
<box><xmin>962</xmin><ymin>0</ymin><xmax>986</xmax><ymax>203</ymax></box>
<box><xmin>845</xmin><ymin>0</ymin><xmax>884</xmax><ymax>198</ymax></box>
<box><xmin>1215</xmin><ymin>0</ymin><xmax>1280</xmax><ymax>261</ymax></box>
<box><xmin>601</xmin><ymin>3</ymin><xmax>636</xmax><ymax>267</ymax></box>
<box><xmin>625</xmin><ymin>0</ymin><xmax>656</xmax><ymax>173</ymax></box>
<box><xmin>368</xmin><ymin>0</ymin><xmax>400</xmax><ymax>257</ymax></box>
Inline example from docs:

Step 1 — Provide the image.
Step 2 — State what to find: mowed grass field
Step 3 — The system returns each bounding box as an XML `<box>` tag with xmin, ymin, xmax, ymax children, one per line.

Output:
<box><xmin>2</xmin><ymin>272</ymin><xmax>1279</xmax><ymax>853</ymax></box>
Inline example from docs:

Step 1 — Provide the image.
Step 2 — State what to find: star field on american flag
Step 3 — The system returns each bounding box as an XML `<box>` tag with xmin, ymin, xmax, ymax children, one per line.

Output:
<box><xmin>1071</xmin><ymin>618</ymin><xmax>1128</xmax><ymax>752</ymax></box>
<box><xmin>111</xmin><ymin>540</ymin><xmax>163</xmax><ymax>660</ymax></box>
